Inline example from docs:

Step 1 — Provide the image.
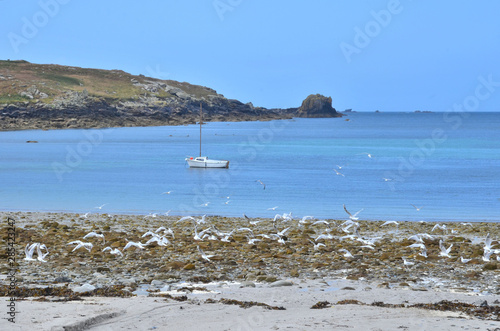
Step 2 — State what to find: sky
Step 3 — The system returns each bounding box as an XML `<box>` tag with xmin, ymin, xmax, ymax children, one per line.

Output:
<box><xmin>1</xmin><ymin>0</ymin><xmax>500</xmax><ymax>112</ymax></box>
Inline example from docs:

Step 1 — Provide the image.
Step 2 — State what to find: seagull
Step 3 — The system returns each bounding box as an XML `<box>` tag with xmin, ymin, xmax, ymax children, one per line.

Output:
<box><xmin>197</xmin><ymin>246</ymin><xmax>215</xmax><ymax>262</ymax></box>
<box><xmin>36</xmin><ymin>244</ymin><xmax>49</xmax><ymax>262</ymax></box>
<box><xmin>247</xmin><ymin>236</ymin><xmax>262</xmax><ymax>245</ymax></box>
<box><xmin>102</xmin><ymin>247</ymin><xmax>124</xmax><ymax>257</ymax></box>
<box><xmin>68</xmin><ymin>240</ymin><xmax>93</xmax><ymax>252</ymax></box>
<box><xmin>315</xmin><ymin>233</ymin><xmax>334</xmax><ymax>241</ymax></box>
<box><xmin>483</xmin><ymin>233</ymin><xmax>495</xmax><ymax>251</ymax></box>
<box><xmin>237</xmin><ymin>227</ymin><xmax>254</xmax><ymax>235</ymax></box>
<box><xmin>339</xmin><ymin>248</ymin><xmax>353</xmax><ymax>258</ymax></box>
<box><xmin>411</xmin><ymin>204</ymin><xmax>423</xmax><ymax>211</ymax></box>
<box><xmin>408</xmin><ymin>234</ymin><xmax>424</xmax><ymax>243</ymax></box>
<box><xmin>156</xmin><ymin>226</ymin><xmax>175</xmax><ymax>238</ymax></box>
<box><xmin>460</xmin><ymin>256</ymin><xmax>472</xmax><ymax>264</ymax></box>
<box><xmin>359</xmin><ymin>152</ymin><xmax>373</xmax><ymax>158</ymax></box>
<box><xmin>382</xmin><ymin>177</ymin><xmax>392</xmax><ymax>182</ymax></box>
<box><xmin>334</xmin><ymin>169</ymin><xmax>345</xmax><ymax>177</ymax></box>
<box><xmin>299</xmin><ymin>216</ymin><xmax>315</xmax><ymax>225</ymax></box>
<box><xmin>123</xmin><ymin>241</ymin><xmax>147</xmax><ymax>250</ymax></box>
<box><xmin>408</xmin><ymin>243</ymin><xmax>426</xmax><ymax>250</ymax></box>
<box><xmin>146</xmin><ymin>235</ymin><xmax>170</xmax><ymax>246</ymax></box>
<box><xmin>309</xmin><ymin>240</ymin><xmax>325</xmax><ymax>250</ymax></box>
<box><xmin>432</xmin><ymin>224</ymin><xmax>447</xmax><ymax>233</ymax></box>
<box><xmin>276</xmin><ymin>227</ymin><xmax>290</xmax><ymax>237</ymax></box>
<box><xmin>482</xmin><ymin>250</ymin><xmax>492</xmax><ymax>262</ymax></box>
<box><xmin>402</xmin><ymin>257</ymin><xmax>414</xmax><ymax>267</ymax></box>
<box><xmin>196</xmin><ymin>215</ymin><xmax>207</xmax><ymax>224</ymax></box>
<box><xmin>161</xmin><ymin>191</ymin><xmax>173</xmax><ymax>195</ymax></box>
<box><xmin>460</xmin><ymin>222</ymin><xmax>473</xmax><ymax>227</ymax></box>
<box><xmin>177</xmin><ymin>216</ymin><xmax>195</xmax><ymax>223</ymax></box>
<box><xmin>94</xmin><ymin>203</ymin><xmax>108</xmax><ymax>210</ymax></box>
<box><xmin>381</xmin><ymin>221</ymin><xmax>399</xmax><ymax>227</ymax></box>
<box><xmin>267</xmin><ymin>206</ymin><xmax>279</xmax><ymax>211</ymax></box>
<box><xmin>336</xmin><ymin>164</ymin><xmax>348</xmax><ymax>170</ymax></box>
<box><xmin>256</xmin><ymin>180</ymin><xmax>266</xmax><ymax>190</ymax></box>
<box><xmin>83</xmin><ymin>231</ymin><xmax>105</xmax><ymax>243</ymax></box>
<box><xmin>282</xmin><ymin>212</ymin><xmax>293</xmax><ymax>221</ymax></box>
<box><xmin>199</xmin><ymin>202</ymin><xmax>210</xmax><ymax>207</ymax></box>
<box><xmin>438</xmin><ymin>240</ymin><xmax>453</xmax><ymax>258</ymax></box>
<box><xmin>142</xmin><ymin>230</ymin><xmax>157</xmax><ymax>238</ymax></box>
<box><xmin>418</xmin><ymin>247</ymin><xmax>428</xmax><ymax>258</ymax></box>
<box><xmin>24</xmin><ymin>243</ymin><xmax>38</xmax><ymax>261</ymax></box>
<box><xmin>341</xmin><ymin>219</ymin><xmax>360</xmax><ymax>233</ymax></box>
<box><xmin>343</xmin><ymin>204</ymin><xmax>363</xmax><ymax>221</ymax></box>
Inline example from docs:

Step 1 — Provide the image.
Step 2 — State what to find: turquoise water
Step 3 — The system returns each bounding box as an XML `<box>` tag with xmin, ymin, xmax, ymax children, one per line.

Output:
<box><xmin>0</xmin><ymin>112</ymin><xmax>499</xmax><ymax>222</ymax></box>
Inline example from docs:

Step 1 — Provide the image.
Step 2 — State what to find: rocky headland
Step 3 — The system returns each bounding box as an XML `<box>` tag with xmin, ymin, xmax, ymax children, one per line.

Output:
<box><xmin>0</xmin><ymin>60</ymin><xmax>342</xmax><ymax>131</ymax></box>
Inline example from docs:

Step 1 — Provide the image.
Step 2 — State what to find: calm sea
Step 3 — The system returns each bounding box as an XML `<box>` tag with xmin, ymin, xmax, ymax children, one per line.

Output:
<box><xmin>1</xmin><ymin>112</ymin><xmax>499</xmax><ymax>222</ymax></box>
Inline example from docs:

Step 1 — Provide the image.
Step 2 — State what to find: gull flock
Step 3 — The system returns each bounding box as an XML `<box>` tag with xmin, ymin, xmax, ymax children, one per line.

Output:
<box><xmin>23</xmin><ymin>206</ymin><xmax>500</xmax><ymax>276</ymax></box>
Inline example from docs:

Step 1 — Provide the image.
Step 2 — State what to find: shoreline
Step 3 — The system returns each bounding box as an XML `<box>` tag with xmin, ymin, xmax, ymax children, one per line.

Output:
<box><xmin>1</xmin><ymin>211</ymin><xmax>499</xmax><ymax>329</ymax></box>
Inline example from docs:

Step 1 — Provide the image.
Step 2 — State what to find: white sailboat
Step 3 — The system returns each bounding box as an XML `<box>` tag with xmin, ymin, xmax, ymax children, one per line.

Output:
<box><xmin>185</xmin><ymin>103</ymin><xmax>229</xmax><ymax>168</ymax></box>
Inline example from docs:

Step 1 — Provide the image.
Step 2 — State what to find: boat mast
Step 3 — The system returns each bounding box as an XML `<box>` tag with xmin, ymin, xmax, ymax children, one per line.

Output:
<box><xmin>199</xmin><ymin>102</ymin><xmax>202</xmax><ymax>157</ymax></box>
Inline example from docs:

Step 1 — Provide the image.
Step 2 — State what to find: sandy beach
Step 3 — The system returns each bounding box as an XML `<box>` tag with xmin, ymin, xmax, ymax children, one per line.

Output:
<box><xmin>1</xmin><ymin>211</ymin><xmax>499</xmax><ymax>330</ymax></box>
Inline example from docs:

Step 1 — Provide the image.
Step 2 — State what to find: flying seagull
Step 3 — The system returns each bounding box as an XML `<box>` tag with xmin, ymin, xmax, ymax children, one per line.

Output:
<box><xmin>256</xmin><ymin>180</ymin><xmax>266</xmax><ymax>190</ymax></box>
<box><xmin>334</xmin><ymin>169</ymin><xmax>345</xmax><ymax>177</ymax></box>
<box><xmin>343</xmin><ymin>204</ymin><xmax>363</xmax><ymax>221</ymax></box>
<box><xmin>67</xmin><ymin>240</ymin><xmax>93</xmax><ymax>252</ymax></box>
<box><xmin>94</xmin><ymin>203</ymin><xmax>108</xmax><ymax>210</ymax></box>
<box><xmin>197</xmin><ymin>246</ymin><xmax>215</xmax><ymax>262</ymax></box>
<box><xmin>411</xmin><ymin>204</ymin><xmax>423</xmax><ymax>211</ymax></box>
<box><xmin>102</xmin><ymin>247</ymin><xmax>124</xmax><ymax>257</ymax></box>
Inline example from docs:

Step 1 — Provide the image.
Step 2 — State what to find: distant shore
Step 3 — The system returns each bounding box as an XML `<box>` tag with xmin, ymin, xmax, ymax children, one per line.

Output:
<box><xmin>1</xmin><ymin>211</ymin><xmax>499</xmax><ymax>329</ymax></box>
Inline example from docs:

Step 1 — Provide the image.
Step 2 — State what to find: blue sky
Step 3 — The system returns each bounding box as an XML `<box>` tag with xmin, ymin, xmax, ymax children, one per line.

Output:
<box><xmin>1</xmin><ymin>0</ymin><xmax>500</xmax><ymax>111</ymax></box>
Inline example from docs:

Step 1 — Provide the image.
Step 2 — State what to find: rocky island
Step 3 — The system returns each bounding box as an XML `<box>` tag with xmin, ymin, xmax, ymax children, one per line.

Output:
<box><xmin>0</xmin><ymin>60</ymin><xmax>342</xmax><ymax>131</ymax></box>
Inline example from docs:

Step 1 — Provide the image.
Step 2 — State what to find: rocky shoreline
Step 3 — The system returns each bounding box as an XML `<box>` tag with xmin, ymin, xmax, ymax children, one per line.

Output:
<box><xmin>2</xmin><ymin>211</ymin><xmax>499</xmax><ymax>296</ymax></box>
<box><xmin>0</xmin><ymin>60</ymin><xmax>343</xmax><ymax>131</ymax></box>
<box><xmin>2</xmin><ymin>211</ymin><xmax>500</xmax><ymax>329</ymax></box>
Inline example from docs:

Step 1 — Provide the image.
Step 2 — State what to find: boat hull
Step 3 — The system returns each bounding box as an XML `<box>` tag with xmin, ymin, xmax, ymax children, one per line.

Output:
<box><xmin>185</xmin><ymin>157</ymin><xmax>229</xmax><ymax>168</ymax></box>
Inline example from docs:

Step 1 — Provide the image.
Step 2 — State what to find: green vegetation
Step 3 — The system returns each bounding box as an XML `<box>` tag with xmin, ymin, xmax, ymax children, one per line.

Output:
<box><xmin>38</xmin><ymin>73</ymin><xmax>82</xmax><ymax>86</ymax></box>
<box><xmin>0</xmin><ymin>93</ymin><xmax>32</xmax><ymax>104</ymax></box>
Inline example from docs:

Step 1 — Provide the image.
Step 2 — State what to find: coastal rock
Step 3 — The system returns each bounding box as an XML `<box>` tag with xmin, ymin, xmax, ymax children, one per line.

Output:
<box><xmin>73</xmin><ymin>283</ymin><xmax>96</xmax><ymax>293</ymax></box>
<box><xmin>297</xmin><ymin>94</ymin><xmax>342</xmax><ymax>118</ymax></box>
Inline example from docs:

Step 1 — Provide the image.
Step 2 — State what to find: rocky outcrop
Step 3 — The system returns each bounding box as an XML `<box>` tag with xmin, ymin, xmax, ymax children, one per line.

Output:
<box><xmin>296</xmin><ymin>94</ymin><xmax>342</xmax><ymax>118</ymax></box>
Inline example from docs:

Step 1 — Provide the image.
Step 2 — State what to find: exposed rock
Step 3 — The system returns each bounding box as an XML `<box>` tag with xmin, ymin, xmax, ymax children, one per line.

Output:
<box><xmin>297</xmin><ymin>94</ymin><xmax>342</xmax><ymax>118</ymax></box>
<box><xmin>73</xmin><ymin>283</ymin><xmax>96</xmax><ymax>293</ymax></box>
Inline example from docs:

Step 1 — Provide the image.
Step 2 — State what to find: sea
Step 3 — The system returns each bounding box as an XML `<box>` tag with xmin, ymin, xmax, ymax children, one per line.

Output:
<box><xmin>1</xmin><ymin>112</ymin><xmax>499</xmax><ymax>222</ymax></box>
